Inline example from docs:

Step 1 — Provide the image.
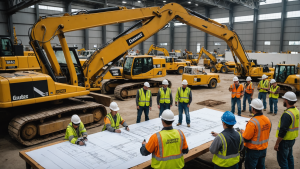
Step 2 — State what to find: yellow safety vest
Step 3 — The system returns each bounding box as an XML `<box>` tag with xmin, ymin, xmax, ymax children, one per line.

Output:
<box><xmin>276</xmin><ymin>108</ymin><xmax>299</xmax><ymax>140</ymax></box>
<box><xmin>176</xmin><ymin>87</ymin><xmax>190</xmax><ymax>103</ymax></box>
<box><xmin>212</xmin><ymin>132</ymin><xmax>242</xmax><ymax>167</ymax></box>
<box><xmin>159</xmin><ymin>87</ymin><xmax>171</xmax><ymax>104</ymax></box>
<box><xmin>269</xmin><ymin>85</ymin><xmax>279</xmax><ymax>99</ymax></box>
<box><xmin>102</xmin><ymin>113</ymin><xmax>123</xmax><ymax>131</ymax></box>
<box><xmin>138</xmin><ymin>88</ymin><xmax>151</xmax><ymax>106</ymax></box>
<box><xmin>151</xmin><ymin>129</ymin><xmax>185</xmax><ymax>169</ymax></box>
<box><xmin>259</xmin><ymin>80</ymin><xmax>269</xmax><ymax>92</ymax></box>
<box><xmin>64</xmin><ymin>122</ymin><xmax>87</xmax><ymax>144</ymax></box>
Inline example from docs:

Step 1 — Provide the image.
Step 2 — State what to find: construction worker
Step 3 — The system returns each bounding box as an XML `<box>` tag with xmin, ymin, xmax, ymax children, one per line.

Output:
<box><xmin>210</xmin><ymin>111</ymin><xmax>244</xmax><ymax>169</ymax></box>
<box><xmin>242</xmin><ymin>99</ymin><xmax>271</xmax><ymax>169</ymax></box>
<box><xmin>140</xmin><ymin>109</ymin><xmax>189</xmax><ymax>169</ymax></box>
<box><xmin>242</xmin><ymin>76</ymin><xmax>254</xmax><ymax>113</ymax></box>
<box><xmin>64</xmin><ymin>114</ymin><xmax>88</xmax><ymax>145</ymax></box>
<box><xmin>175</xmin><ymin>79</ymin><xmax>192</xmax><ymax>127</ymax></box>
<box><xmin>229</xmin><ymin>76</ymin><xmax>244</xmax><ymax>116</ymax></box>
<box><xmin>274</xmin><ymin>92</ymin><xmax>299</xmax><ymax>169</ymax></box>
<box><xmin>157</xmin><ymin>79</ymin><xmax>173</xmax><ymax>117</ymax></box>
<box><xmin>136</xmin><ymin>82</ymin><xmax>152</xmax><ymax>123</ymax></box>
<box><xmin>102</xmin><ymin>102</ymin><xmax>129</xmax><ymax>133</ymax></box>
<box><xmin>268</xmin><ymin>79</ymin><xmax>280</xmax><ymax>116</ymax></box>
<box><xmin>257</xmin><ymin>74</ymin><xmax>270</xmax><ymax>111</ymax></box>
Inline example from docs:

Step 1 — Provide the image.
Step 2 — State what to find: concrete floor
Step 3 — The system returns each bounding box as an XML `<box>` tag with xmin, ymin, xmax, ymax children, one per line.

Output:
<box><xmin>0</xmin><ymin>65</ymin><xmax>299</xmax><ymax>169</ymax></box>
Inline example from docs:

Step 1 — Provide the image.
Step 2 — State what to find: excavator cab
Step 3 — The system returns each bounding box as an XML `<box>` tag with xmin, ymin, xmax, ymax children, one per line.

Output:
<box><xmin>0</xmin><ymin>37</ymin><xmax>14</xmax><ymax>56</ymax></box>
<box><xmin>274</xmin><ymin>65</ymin><xmax>297</xmax><ymax>83</ymax></box>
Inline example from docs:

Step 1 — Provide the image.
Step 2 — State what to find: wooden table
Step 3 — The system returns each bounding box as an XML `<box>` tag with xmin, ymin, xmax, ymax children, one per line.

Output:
<box><xmin>19</xmin><ymin>107</ymin><xmax>247</xmax><ymax>169</ymax></box>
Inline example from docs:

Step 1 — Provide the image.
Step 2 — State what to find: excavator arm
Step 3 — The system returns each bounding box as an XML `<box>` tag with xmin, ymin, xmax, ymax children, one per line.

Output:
<box><xmin>30</xmin><ymin>3</ymin><xmax>251</xmax><ymax>89</ymax></box>
<box><xmin>198</xmin><ymin>47</ymin><xmax>217</xmax><ymax>64</ymax></box>
<box><xmin>146</xmin><ymin>44</ymin><xmax>170</xmax><ymax>56</ymax></box>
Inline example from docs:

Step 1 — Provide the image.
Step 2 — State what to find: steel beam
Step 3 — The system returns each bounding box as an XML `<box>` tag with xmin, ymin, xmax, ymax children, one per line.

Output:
<box><xmin>34</xmin><ymin>3</ymin><xmax>39</xmax><ymax>21</ymax></box>
<box><xmin>170</xmin><ymin>21</ymin><xmax>174</xmax><ymax>51</ymax></box>
<box><xmin>186</xmin><ymin>25</ymin><xmax>190</xmax><ymax>51</ymax></box>
<box><xmin>204</xmin><ymin>7</ymin><xmax>210</xmax><ymax>49</ymax></box>
<box><xmin>279</xmin><ymin>0</ymin><xmax>287</xmax><ymax>53</ymax></box>
<box><xmin>65</xmin><ymin>0</ymin><xmax>72</xmax><ymax>13</ymax></box>
<box><xmin>228</xmin><ymin>4</ymin><xmax>234</xmax><ymax>50</ymax></box>
<box><xmin>84</xmin><ymin>29</ymin><xmax>89</xmax><ymax>49</ymax></box>
<box><xmin>118</xmin><ymin>23</ymin><xmax>124</xmax><ymax>34</ymax></box>
<box><xmin>102</xmin><ymin>0</ymin><xmax>107</xmax><ymax>46</ymax></box>
<box><xmin>252</xmin><ymin>9</ymin><xmax>258</xmax><ymax>52</ymax></box>
<box><xmin>154</xmin><ymin>33</ymin><xmax>158</xmax><ymax>55</ymax></box>
<box><xmin>7</xmin><ymin>15</ymin><xmax>14</xmax><ymax>41</ymax></box>
<box><xmin>7</xmin><ymin>0</ymin><xmax>41</xmax><ymax>14</ymax></box>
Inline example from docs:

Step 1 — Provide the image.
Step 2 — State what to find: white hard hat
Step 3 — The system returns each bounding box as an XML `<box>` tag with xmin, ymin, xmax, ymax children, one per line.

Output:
<box><xmin>144</xmin><ymin>82</ymin><xmax>150</xmax><ymax>87</ymax></box>
<box><xmin>262</xmin><ymin>74</ymin><xmax>268</xmax><ymax>79</ymax></box>
<box><xmin>162</xmin><ymin>79</ymin><xmax>169</xmax><ymax>85</ymax></box>
<box><xmin>233</xmin><ymin>76</ymin><xmax>239</xmax><ymax>81</ymax></box>
<box><xmin>109</xmin><ymin>102</ymin><xmax>120</xmax><ymax>111</ymax></box>
<box><xmin>246</xmin><ymin>76</ymin><xmax>252</xmax><ymax>81</ymax></box>
<box><xmin>71</xmin><ymin>114</ymin><xmax>81</xmax><ymax>124</ymax></box>
<box><xmin>182</xmin><ymin>79</ymin><xmax>188</xmax><ymax>85</ymax></box>
<box><xmin>250</xmin><ymin>99</ymin><xmax>264</xmax><ymax>110</ymax></box>
<box><xmin>270</xmin><ymin>79</ymin><xmax>276</xmax><ymax>84</ymax></box>
<box><xmin>160</xmin><ymin>109</ymin><xmax>175</xmax><ymax>121</ymax></box>
<box><xmin>282</xmin><ymin>91</ymin><xmax>297</xmax><ymax>101</ymax></box>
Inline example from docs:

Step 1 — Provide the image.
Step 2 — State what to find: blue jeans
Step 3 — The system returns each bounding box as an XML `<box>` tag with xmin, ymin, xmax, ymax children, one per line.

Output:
<box><xmin>136</xmin><ymin>106</ymin><xmax>149</xmax><ymax>123</ymax></box>
<box><xmin>214</xmin><ymin>163</ymin><xmax>238</xmax><ymax>169</ymax></box>
<box><xmin>277</xmin><ymin>140</ymin><xmax>295</xmax><ymax>169</ymax></box>
<box><xmin>258</xmin><ymin>92</ymin><xmax>267</xmax><ymax>109</ymax></box>
<box><xmin>231</xmin><ymin>98</ymin><xmax>241</xmax><ymax>115</ymax></box>
<box><xmin>178</xmin><ymin>102</ymin><xmax>190</xmax><ymax>124</ymax></box>
<box><xmin>245</xmin><ymin>148</ymin><xmax>267</xmax><ymax>169</ymax></box>
<box><xmin>159</xmin><ymin>103</ymin><xmax>171</xmax><ymax>117</ymax></box>
<box><xmin>269</xmin><ymin>98</ymin><xmax>278</xmax><ymax>114</ymax></box>
<box><xmin>243</xmin><ymin>93</ymin><xmax>252</xmax><ymax>112</ymax></box>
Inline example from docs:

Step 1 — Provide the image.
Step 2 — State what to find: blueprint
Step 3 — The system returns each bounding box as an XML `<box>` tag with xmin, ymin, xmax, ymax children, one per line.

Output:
<box><xmin>26</xmin><ymin>108</ymin><xmax>250</xmax><ymax>169</ymax></box>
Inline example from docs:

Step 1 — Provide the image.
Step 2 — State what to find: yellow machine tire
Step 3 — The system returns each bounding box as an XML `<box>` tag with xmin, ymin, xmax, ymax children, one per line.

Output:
<box><xmin>208</xmin><ymin>79</ymin><xmax>217</xmax><ymax>88</ymax></box>
<box><xmin>177</xmin><ymin>67</ymin><xmax>184</xmax><ymax>75</ymax></box>
<box><xmin>221</xmin><ymin>66</ymin><xmax>228</xmax><ymax>73</ymax></box>
<box><xmin>210</xmin><ymin>66</ymin><xmax>217</xmax><ymax>73</ymax></box>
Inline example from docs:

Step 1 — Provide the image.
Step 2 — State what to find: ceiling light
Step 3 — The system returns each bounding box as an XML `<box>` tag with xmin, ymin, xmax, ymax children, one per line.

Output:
<box><xmin>163</xmin><ymin>1</ymin><xmax>166</xmax><ymax>2</ymax></box>
<box><xmin>195</xmin><ymin>4</ymin><xmax>198</xmax><ymax>6</ymax></box>
<box><xmin>122</xmin><ymin>1</ymin><xmax>127</xmax><ymax>3</ymax></box>
<box><xmin>138</xmin><ymin>1</ymin><xmax>141</xmax><ymax>3</ymax></box>
<box><xmin>188</xmin><ymin>1</ymin><xmax>191</xmax><ymax>4</ymax></box>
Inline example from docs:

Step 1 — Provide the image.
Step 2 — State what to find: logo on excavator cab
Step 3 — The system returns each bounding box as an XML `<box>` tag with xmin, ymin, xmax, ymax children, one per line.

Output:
<box><xmin>126</xmin><ymin>32</ymin><xmax>144</xmax><ymax>46</ymax></box>
<box><xmin>56</xmin><ymin>89</ymin><xmax>66</xmax><ymax>94</ymax></box>
<box><xmin>27</xmin><ymin>53</ymin><xmax>35</xmax><ymax>56</ymax></box>
<box><xmin>12</xmin><ymin>95</ymin><xmax>28</xmax><ymax>101</ymax></box>
<box><xmin>5</xmin><ymin>60</ymin><xmax>15</xmax><ymax>64</ymax></box>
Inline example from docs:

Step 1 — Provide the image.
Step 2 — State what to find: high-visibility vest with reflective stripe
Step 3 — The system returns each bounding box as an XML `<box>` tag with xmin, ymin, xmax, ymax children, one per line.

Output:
<box><xmin>245</xmin><ymin>82</ymin><xmax>253</xmax><ymax>94</ymax></box>
<box><xmin>177</xmin><ymin>87</ymin><xmax>190</xmax><ymax>103</ymax></box>
<box><xmin>64</xmin><ymin>122</ymin><xmax>87</xmax><ymax>144</ymax></box>
<box><xmin>159</xmin><ymin>87</ymin><xmax>171</xmax><ymax>104</ymax></box>
<box><xmin>138</xmin><ymin>88</ymin><xmax>151</xmax><ymax>106</ymax></box>
<box><xmin>212</xmin><ymin>132</ymin><xmax>242</xmax><ymax>167</ymax></box>
<box><xmin>259</xmin><ymin>80</ymin><xmax>269</xmax><ymax>92</ymax></box>
<box><xmin>102</xmin><ymin>113</ymin><xmax>122</xmax><ymax>131</ymax></box>
<box><xmin>269</xmin><ymin>85</ymin><xmax>279</xmax><ymax>99</ymax></box>
<box><xmin>151</xmin><ymin>129</ymin><xmax>185</xmax><ymax>169</ymax></box>
<box><xmin>230</xmin><ymin>84</ymin><xmax>243</xmax><ymax>98</ymax></box>
<box><xmin>244</xmin><ymin>116</ymin><xmax>272</xmax><ymax>150</ymax></box>
<box><xmin>276</xmin><ymin>108</ymin><xmax>299</xmax><ymax>140</ymax></box>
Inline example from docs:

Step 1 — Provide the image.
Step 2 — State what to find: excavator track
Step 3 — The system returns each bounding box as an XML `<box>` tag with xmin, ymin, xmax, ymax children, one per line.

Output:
<box><xmin>114</xmin><ymin>79</ymin><xmax>172</xmax><ymax>100</ymax></box>
<box><xmin>277</xmin><ymin>83</ymin><xmax>297</xmax><ymax>97</ymax></box>
<box><xmin>8</xmin><ymin>98</ymin><xmax>106</xmax><ymax>146</ymax></box>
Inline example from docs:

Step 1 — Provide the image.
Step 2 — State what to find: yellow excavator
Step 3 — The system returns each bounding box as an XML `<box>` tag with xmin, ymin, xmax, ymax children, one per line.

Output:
<box><xmin>146</xmin><ymin>44</ymin><xmax>190</xmax><ymax>74</ymax></box>
<box><xmin>0</xmin><ymin>28</ymin><xmax>40</xmax><ymax>72</ymax></box>
<box><xmin>0</xmin><ymin>3</ymin><xmax>281</xmax><ymax>146</ymax></box>
<box><xmin>198</xmin><ymin>47</ymin><xmax>235</xmax><ymax>73</ymax></box>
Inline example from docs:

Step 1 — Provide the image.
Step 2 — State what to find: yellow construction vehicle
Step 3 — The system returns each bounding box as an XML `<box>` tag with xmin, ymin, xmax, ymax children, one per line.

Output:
<box><xmin>182</xmin><ymin>66</ymin><xmax>220</xmax><ymax>88</ymax></box>
<box><xmin>0</xmin><ymin>3</ymin><xmax>279</xmax><ymax>146</ymax></box>
<box><xmin>146</xmin><ymin>44</ymin><xmax>190</xmax><ymax>74</ymax></box>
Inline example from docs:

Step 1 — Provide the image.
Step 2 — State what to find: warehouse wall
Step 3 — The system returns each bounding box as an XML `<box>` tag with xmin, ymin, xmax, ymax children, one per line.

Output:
<box><xmin>190</xmin><ymin>8</ymin><xmax>206</xmax><ymax>53</ymax></box>
<box><xmin>157</xmin><ymin>27</ymin><xmax>170</xmax><ymax>51</ymax></box>
<box><xmin>174</xmin><ymin>25</ymin><xmax>187</xmax><ymax>52</ymax></box>
<box><xmin>0</xmin><ymin>1</ymin><xmax>8</xmax><ymax>36</ymax></box>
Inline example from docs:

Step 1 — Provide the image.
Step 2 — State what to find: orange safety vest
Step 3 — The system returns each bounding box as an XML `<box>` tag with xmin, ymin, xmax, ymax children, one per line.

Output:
<box><xmin>243</xmin><ymin>115</ymin><xmax>272</xmax><ymax>150</ymax></box>
<box><xmin>230</xmin><ymin>83</ymin><xmax>244</xmax><ymax>98</ymax></box>
<box><xmin>245</xmin><ymin>82</ymin><xmax>253</xmax><ymax>94</ymax></box>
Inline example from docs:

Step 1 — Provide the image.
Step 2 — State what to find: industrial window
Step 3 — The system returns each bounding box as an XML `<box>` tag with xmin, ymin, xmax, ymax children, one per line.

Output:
<box><xmin>260</xmin><ymin>0</ymin><xmax>282</xmax><ymax>5</ymax></box>
<box><xmin>264</xmin><ymin>41</ymin><xmax>271</xmax><ymax>45</ymax></box>
<box><xmin>39</xmin><ymin>5</ymin><xmax>63</xmax><ymax>12</ymax></box>
<box><xmin>160</xmin><ymin>43</ymin><xmax>167</xmax><ymax>46</ymax></box>
<box><xmin>212</xmin><ymin>17</ymin><xmax>229</xmax><ymax>23</ymax></box>
<box><xmin>291</xmin><ymin>52</ymin><xmax>298</xmax><ymax>54</ymax></box>
<box><xmin>174</xmin><ymin>23</ymin><xmax>186</xmax><ymax>26</ymax></box>
<box><xmin>258</xmin><ymin>13</ymin><xmax>281</xmax><ymax>20</ymax></box>
<box><xmin>28</xmin><ymin>5</ymin><xmax>35</xmax><ymax>8</ymax></box>
<box><xmin>93</xmin><ymin>45</ymin><xmax>97</xmax><ymax>48</ymax></box>
<box><xmin>234</xmin><ymin>15</ymin><xmax>254</xmax><ymax>22</ymax></box>
<box><xmin>215</xmin><ymin>42</ymin><xmax>221</xmax><ymax>46</ymax></box>
<box><xmin>196</xmin><ymin>43</ymin><xmax>201</xmax><ymax>53</ymax></box>
<box><xmin>72</xmin><ymin>9</ymin><xmax>81</xmax><ymax>12</ymax></box>
<box><xmin>289</xmin><ymin>41</ymin><xmax>300</xmax><ymax>45</ymax></box>
<box><xmin>287</xmin><ymin>11</ymin><xmax>300</xmax><ymax>18</ymax></box>
<box><xmin>288</xmin><ymin>0</ymin><xmax>297</xmax><ymax>1</ymax></box>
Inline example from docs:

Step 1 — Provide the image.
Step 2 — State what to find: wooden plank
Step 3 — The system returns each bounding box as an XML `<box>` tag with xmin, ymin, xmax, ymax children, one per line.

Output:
<box><xmin>88</xmin><ymin>92</ymin><xmax>112</xmax><ymax>107</ymax></box>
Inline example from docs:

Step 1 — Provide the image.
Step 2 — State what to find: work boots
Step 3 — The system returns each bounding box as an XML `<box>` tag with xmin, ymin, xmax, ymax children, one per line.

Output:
<box><xmin>177</xmin><ymin>123</ymin><xmax>181</xmax><ymax>126</ymax></box>
<box><xmin>187</xmin><ymin>124</ymin><xmax>190</xmax><ymax>127</ymax></box>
